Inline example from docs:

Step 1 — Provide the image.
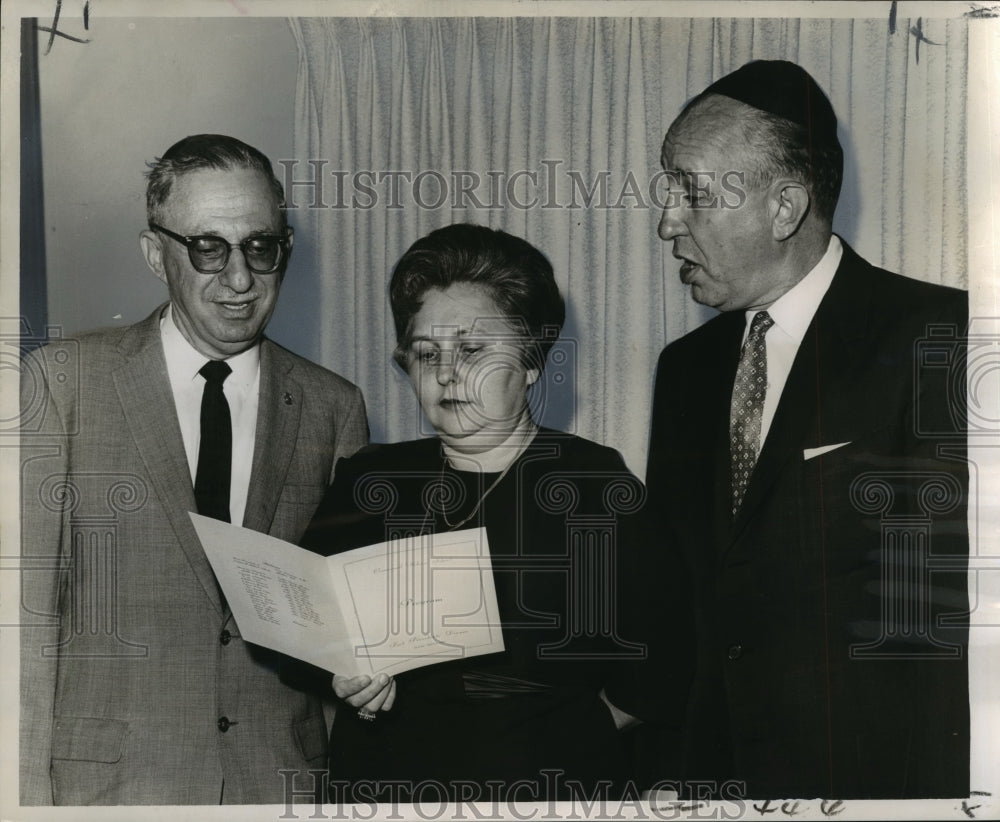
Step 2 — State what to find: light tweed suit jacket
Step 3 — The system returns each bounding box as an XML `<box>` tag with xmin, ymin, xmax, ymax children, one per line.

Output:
<box><xmin>19</xmin><ymin>304</ymin><xmax>368</xmax><ymax>805</ymax></box>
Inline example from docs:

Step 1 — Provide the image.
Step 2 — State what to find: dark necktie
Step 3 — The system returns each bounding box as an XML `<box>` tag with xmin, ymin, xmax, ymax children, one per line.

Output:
<box><xmin>730</xmin><ymin>310</ymin><xmax>774</xmax><ymax>517</ymax></box>
<box><xmin>194</xmin><ymin>360</ymin><xmax>233</xmax><ymax>523</ymax></box>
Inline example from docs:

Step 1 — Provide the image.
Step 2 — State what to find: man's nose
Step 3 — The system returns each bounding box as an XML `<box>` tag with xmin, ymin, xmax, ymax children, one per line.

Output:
<box><xmin>218</xmin><ymin>250</ymin><xmax>254</xmax><ymax>293</ymax></box>
<box><xmin>658</xmin><ymin>202</ymin><xmax>686</xmax><ymax>241</ymax></box>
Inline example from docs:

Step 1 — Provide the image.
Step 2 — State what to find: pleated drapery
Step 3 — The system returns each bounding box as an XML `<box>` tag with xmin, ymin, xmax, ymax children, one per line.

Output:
<box><xmin>289</xmin><ymin>16</ymin><xmax>968</xmax><ymax>475</ymax></box>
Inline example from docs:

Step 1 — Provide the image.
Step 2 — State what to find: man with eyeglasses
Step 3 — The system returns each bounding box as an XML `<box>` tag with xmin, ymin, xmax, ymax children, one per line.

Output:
<box><xmin>19</xmin><ymin>134</ymin><xmax>368</xmax><ymax>805</ymax></box>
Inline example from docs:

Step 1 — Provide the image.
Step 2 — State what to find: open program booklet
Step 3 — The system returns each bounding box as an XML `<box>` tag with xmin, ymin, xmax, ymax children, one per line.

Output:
<box><xmin>190</xmin><ymin>514</ymin><xmax>504</xmax><ymax>678</ymax></box>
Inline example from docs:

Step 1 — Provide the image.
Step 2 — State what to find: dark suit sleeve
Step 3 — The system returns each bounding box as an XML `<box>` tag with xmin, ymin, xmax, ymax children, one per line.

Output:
<box><xmin>885</xmin><ymin>288</ymin><xmax>970</xmax><ymax>794</ymax></box>
<box><xmin>602</xmin><ymin>497</ymin><xmax>697</xmax><ymax>788</ymax></box>
<box><xmin>603</xmin><ymin>500</ymin><xmax>695</xmax><ymax>724</ymax></box>
<box><xmin>847</xmin><ymin>285</ymin><xmax>970</xmax><ymax>797</ymax></box>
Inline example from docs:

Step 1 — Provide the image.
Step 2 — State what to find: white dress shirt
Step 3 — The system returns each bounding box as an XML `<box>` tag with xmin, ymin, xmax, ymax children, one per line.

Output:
<box><xmin>160</xmin><ymin>306</ymin><xmax>260</xmax><ymax>526</ymax></box>
<box><xmin>742</xmin><ymin>235</ymin><xmax>843</xmax><ymax>451</ymax></box>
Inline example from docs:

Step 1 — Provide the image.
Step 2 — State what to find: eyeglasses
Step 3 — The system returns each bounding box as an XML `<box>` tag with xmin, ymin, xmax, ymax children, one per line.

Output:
<box><xmin>149</xmin><ymin>223</ymin><xmax>292</xmax><ymax>275</ymax></box>
<box><xmin>402</xmin><ymin>339</ymin><xmax>527</xmax><ymax>370</ymax></box>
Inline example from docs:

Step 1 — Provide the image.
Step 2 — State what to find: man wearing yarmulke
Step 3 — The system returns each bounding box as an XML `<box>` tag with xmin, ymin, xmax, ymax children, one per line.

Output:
<box><xmin>645</xmin><ymin>61</ymin><xmax>969</xmax><ymax>799</ymax></box>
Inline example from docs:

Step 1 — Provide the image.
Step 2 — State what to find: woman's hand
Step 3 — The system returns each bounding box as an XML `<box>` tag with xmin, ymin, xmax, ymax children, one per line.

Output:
<box><xmin>332</xmin><ymin>672</ymin><xmax>397</xmax><ymax>713</ymax></box>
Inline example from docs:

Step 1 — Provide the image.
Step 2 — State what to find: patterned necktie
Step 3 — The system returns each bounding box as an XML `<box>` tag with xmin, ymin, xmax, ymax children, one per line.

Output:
<box><xmin>194</xmin><ymin>360</ymin><xmax>233</xmax><ymax>523</ymax></box>
<box><xmin>730</xmin><ymin>310</ymin><xmax>774</xmax><ymax>517</ymax></box>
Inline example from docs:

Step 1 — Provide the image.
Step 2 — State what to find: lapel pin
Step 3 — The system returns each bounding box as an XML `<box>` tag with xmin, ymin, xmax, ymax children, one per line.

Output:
<box><xmin>283</xmin><ymin>392</ymin><xmax>294</xmax><ymax>405</ymax></box>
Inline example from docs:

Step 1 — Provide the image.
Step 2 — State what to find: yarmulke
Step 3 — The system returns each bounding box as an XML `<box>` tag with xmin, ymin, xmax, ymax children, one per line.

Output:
<box><xmin>696</xmin><ymin>60</ymin><xmax>838</xmax><ymax>142</ymax></box>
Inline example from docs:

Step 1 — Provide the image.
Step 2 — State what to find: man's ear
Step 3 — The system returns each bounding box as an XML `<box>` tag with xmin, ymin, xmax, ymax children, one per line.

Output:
<box><xmin>769</xmin><ymin>180</ymin><xmax>811</xmax><ymax>241</ymax></box>
<box><xmin>139</xmin><ymin>230</ymin><xmax>167</xmax><ymax>284</ymax></box>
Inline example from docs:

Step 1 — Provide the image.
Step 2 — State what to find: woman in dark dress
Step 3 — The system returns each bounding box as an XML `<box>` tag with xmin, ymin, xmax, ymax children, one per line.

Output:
<box><xmin>299</xmin><ymin>224</ymin><xmax>655</xmax><ymax>802</ymax></box>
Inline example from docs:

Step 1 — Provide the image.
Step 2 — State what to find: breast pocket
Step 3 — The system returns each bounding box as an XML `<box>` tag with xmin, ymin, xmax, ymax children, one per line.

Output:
<box><xmin>801</xmin><ymin>422</ymin><xmax>904</xmax><ymax>491</ymax></box>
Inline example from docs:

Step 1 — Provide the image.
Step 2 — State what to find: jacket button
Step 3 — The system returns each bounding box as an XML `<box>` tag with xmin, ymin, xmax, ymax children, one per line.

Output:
<box><xmin>217</xmin><ymin>716</ymin><xmax>231</xmax><ymax>732</ymax></box>
<box><xmin>727</xmin><ymin>644</ymin><xmax>743</xmax><ymax>660</ymax></box>
<box><xmin>220</xmin><ymin>629</ymin><xmax>232</xmax><ymax>645</ymax></box>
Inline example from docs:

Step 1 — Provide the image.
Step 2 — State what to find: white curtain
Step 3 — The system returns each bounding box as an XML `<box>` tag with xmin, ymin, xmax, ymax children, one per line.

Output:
<box><xmin>289</xmin><ymin>16</ymin><xmax>968</xmax><ymax>475</ymax></box>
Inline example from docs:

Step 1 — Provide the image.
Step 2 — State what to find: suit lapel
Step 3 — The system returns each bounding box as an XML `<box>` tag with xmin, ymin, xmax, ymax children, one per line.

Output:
<box><xmin>727</xmin><ymin>244</ymin><xmax>873</xmax><ymax>544</ymax></box>
<box><xmin>112</xmin><ymin>306</ymin><xmax>226</xmax><ymax>614</ymax></box>
<box><xmin>242</xmin><ymin>340</ymin><xmax>302</xmax><ymax>535</ymax></box>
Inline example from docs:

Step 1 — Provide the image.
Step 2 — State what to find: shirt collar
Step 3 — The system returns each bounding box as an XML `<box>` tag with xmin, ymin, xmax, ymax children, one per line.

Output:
<box><xmin>160</xmin><ymin>304</ymin><xmax>261</xmax><ymax>388</ymax></box>
<box><xmin>747</xmin><ymin>235</ymin><xmax>842</xmax><ymax>343</ymax></box>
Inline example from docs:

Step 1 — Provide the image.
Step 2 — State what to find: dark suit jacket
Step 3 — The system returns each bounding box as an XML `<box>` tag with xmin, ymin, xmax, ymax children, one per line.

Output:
<box><xmin>645</xmin><ymin>241</ymin><xmax>969</xmax><ymax>799</ymax></box>
<box><xmin>19</xmin><ymin>304</ymin><xmax>368</xmax><ymax>805</ymax></box>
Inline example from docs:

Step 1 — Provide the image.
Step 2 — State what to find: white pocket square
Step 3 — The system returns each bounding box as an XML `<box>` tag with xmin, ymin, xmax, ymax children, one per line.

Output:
<box><xmin>803</xmin><ymin>442</ymin><xmax>851</xmax><ymax>460</ymax></box>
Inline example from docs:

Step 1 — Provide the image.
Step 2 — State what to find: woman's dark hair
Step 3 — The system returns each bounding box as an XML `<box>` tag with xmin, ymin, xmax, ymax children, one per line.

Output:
<box><xmin>389</xmin><ymin>223</ymin><xmax>566</xmax><ymax>371</ymax></box>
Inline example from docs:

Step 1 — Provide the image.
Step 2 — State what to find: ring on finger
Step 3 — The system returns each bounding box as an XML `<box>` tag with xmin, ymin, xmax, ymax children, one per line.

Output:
<box><xmin>357</xmin><ymin>708</ymin><xmax>377</xmax><ymax>722</ymax></box>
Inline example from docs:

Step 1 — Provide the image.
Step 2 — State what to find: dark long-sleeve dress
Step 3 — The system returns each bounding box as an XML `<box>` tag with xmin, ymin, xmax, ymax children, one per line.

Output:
<box><xmin>297</xmin><ymin>428</ymin><xmax>665</xmax><ymax>802</ymax></box>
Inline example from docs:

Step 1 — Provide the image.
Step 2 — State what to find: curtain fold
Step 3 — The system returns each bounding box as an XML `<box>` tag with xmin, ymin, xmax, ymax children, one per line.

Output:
<box><xmin>290</xmin><ymin>16</ymin><xmax>968</xmax><ymax>475</ymax></box>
